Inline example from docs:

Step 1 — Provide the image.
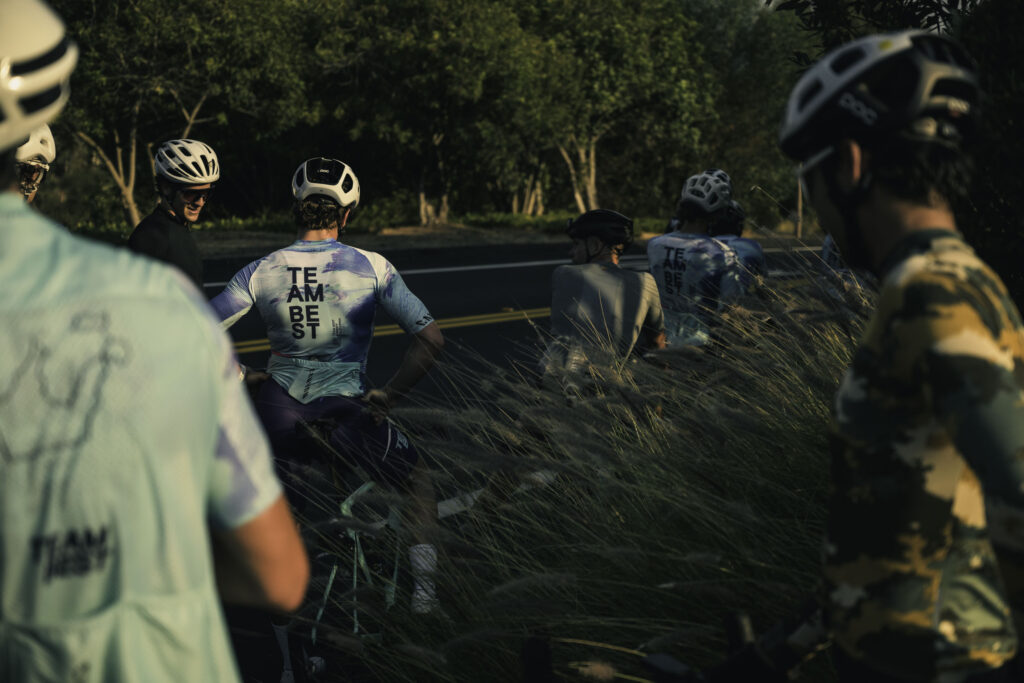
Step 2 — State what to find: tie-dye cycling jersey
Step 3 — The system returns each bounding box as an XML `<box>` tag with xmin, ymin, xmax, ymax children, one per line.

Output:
<box><xmin>646</xmin><ymin>232</ymin><xmax>765</xmax><ymax>345</ymax></box>
<box><xmin>210</xmin><ymin>239</ymin><xmax>433</xmax><ymax>402</ymax></box>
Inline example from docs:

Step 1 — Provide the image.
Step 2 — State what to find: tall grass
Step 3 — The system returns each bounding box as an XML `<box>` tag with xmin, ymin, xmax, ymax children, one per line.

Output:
<box><xmin>292</xmin><ymin>262</ymin><xmax>875</xmax><ymax>682</ymax></box>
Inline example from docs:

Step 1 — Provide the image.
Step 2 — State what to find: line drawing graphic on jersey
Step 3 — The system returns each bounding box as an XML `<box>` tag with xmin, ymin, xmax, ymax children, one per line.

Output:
<box><xmin>0</xmin><ymin>310</ymin><xmax>129</xmax><ymax>463</ymax></box>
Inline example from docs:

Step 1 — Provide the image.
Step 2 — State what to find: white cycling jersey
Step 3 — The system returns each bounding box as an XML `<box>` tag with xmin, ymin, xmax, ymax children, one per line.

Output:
<box><xmin>647</xmin><ymin>231</ymin><xmax>765</xmax><ymax>346</ymax></box>
<box><xmin>210</xmin><ymin>239</ymin><xmax>434</xmax><ymax>402</ymax></box>
<box><xmin>0</xmin><ymin>193</ymin><xmax>281</xmax><ymax>683</ymax></box>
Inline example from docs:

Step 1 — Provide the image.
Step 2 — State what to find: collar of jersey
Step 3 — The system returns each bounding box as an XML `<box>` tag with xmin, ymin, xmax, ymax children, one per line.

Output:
<box><xmin>292</xmin><ymin>238</ymin><xmax>341</xmax><ymax>247</ymax></box>
<box><xmin>877</xmin><ymin>228</ymin><xmax>964</xmax><ymax>279</ymax></box>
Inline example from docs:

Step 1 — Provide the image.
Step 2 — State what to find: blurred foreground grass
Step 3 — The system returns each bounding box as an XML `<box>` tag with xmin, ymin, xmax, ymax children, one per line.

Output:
<box><xmin>291</xmin><ymin>262</ymin><xmax>874</xmax><ymax>682</ymax></box>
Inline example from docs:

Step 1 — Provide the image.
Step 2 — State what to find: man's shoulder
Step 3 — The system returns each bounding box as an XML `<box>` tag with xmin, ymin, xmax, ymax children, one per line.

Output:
<box><xmin>654</xmin><ymin>232</ymin><xmax>716</xmax><ymax>250</ymax></box>
<box><xmin>132</xmin><ymin>209</ymin><xmax>178</xmax><ymax>234</ymax></box>
<box><xmin>128</xmin><ymin>210</ymin><xmax>180</xmax><ymax>249</ymax></box>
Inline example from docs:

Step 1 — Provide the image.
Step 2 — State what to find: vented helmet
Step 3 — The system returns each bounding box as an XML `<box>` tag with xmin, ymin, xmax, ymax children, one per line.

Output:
<box><xmin>566</xmin><ymin>209</ymin><xmax>634</xmax><ymax>249</ymax></box>
<box><xmin>680</xmin><ymin>170</ymin><xmax>732</xmax><ymax>215</ymax></box>
<box><xmin>15</xmin><ymin>123</ymin><xmax>54</xmax><ymax>198</ymax></box>
<box><xmin>702</xmin><ymin>167</ymin><xmax>732</xmax><ymax>189</ymax></box>
<box><xmin>154</xmin><ymin>139</ymin><xmax>220</xmax><ymax>184</ymax></box>
<box><xmin>16</xmin><ymin>123</ymin><xmax>55</xmax><ymax>164</ymax></box>
<box><xmin>292</xmin><ymin>157</ymin><xmax>360</xmax><ymax>209</ymax></box>
<box><xmin>780</xmin><ymin>30</ymin><xmax>979</xmax><ymax>162</ymax></box>
<box><xmin>0</xmin><ymin>0</ymin><xmax>78</xmax><ymax>153</ymax></box>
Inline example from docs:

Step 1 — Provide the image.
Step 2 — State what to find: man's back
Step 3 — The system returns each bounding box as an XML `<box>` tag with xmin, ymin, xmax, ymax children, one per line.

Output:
<box><xmin>0</xmin><ymin>195</ymin><xmax>282</xmax><ymax>682</ymax></box>
<box><xmin>549</xmin><ymin>262</ymin><xmax>663</xmax><ymax>357</ymax></box>
<box><xmin>647</xmin><ymin>231</ymin><xmax>750</xmax><ymax>345</ymax></box>
<box><xmin>211</xmin><ymin>238</ymin><xmax>433</xmax><ymax>401</ymax></box>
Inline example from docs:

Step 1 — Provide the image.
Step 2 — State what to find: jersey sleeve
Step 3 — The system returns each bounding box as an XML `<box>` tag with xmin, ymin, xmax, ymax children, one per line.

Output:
<box><xmin>894</xmin><ymin>269</ymin><xmax>1024</xmax><ymax>614</ymax></box>
<box><xmin>641</xmin><ymin>272</ymin><xmax>665</xmax><ymax>334</ymax></box>
<box><xmin>209</xmin><ymin>259</ymin><xmax>262</xmax><ymax>329</ymax></box>
<box><xmin>891</xmin><ymin>275</ymin><xmax>1024</xmax><ymax>510</ymax></box>
<box><xmin>373</xmin><ymin>256</ymin><xmax>434</xmax><ymax>334</ymax></box>
<box><xmin>202</xmin><ymin>306</ymin><xmax>283</xmax><ymax>529</ymax></box>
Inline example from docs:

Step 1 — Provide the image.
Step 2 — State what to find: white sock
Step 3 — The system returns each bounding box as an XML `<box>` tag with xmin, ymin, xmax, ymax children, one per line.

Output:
<box><xmin>409</xmin><ymin>543</ymin><xmax>438</xmax><ymax>614</ymax></box>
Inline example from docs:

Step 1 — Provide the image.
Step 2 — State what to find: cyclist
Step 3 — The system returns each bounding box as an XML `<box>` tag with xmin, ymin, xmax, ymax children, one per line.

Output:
<box><xmin>708</xmin><ymin>198</ymin><xmax>766</xmax><ymax>292</ymax></box>
<box><xmin>647</xmin><ymin>169</ymin><xmax>763</xmax><ymax>347</ymax></box>
<box><xmin>664</xmin><ymin>168</ymin><xmax>731</xmax><ymax>234</ymax></box>
<box><xmin>0</xmin><ymin>3</ymin><xmax>308</xmax><ymax>682</ymax></box>
<box><xmin>128</xmin><ymin>138</ymin><xmax>219</xmax><ymax>288</ymax></box>
<box><xmin>545</xmin><ymin>208</ymin><xmax>665</xmax><ymax>376</ymax></box>
<box><xmin>210</xmin><ymin>157</ymin><xmax>444</xmax><ymax>617</ymax></box>
<box><xmin>14</xmin><ymin>123</ymin><xmax>55</xmax><ymax>203</ymax></box>
<box><xmin>708</xmin><ymin>30</ymin><xmax>1024</xmax><ymax>683</ymax></box>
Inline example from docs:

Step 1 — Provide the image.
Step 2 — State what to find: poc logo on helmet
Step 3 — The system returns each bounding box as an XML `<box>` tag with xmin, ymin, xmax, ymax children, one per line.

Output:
<box><xmin>838</xmin><ymin>92</ymin><xmax>878</xmax><ymax>126</ymax></box>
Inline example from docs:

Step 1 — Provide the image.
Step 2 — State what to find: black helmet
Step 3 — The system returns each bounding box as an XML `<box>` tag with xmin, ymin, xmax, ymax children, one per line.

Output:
<box><xmin>780</xmin><ymin>30</ymin><xmax>979</xmax><ymax>162</ymax></box>
<box><xmin>566</xmin><ymin>209</ymin><xmax>634</xmax><ymax>249</ymax></box>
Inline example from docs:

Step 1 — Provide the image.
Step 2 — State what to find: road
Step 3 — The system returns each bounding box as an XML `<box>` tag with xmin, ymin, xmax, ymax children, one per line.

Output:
<box><xmin>202</xmin><ymin>241</ymin><xmax>818</xmax><ymax>391</ymax></box>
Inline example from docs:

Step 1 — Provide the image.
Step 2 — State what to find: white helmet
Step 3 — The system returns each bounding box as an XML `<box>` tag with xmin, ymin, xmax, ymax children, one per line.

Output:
<box><xmin>154</xmin><ymin>138</ymin><xmax>220</xmax><ymax>184</ymax></box>
<box><xmin>0</xmin><ymin>0</ymin><xmax>78</xmax><ymax>153</ymax></box>
<box><xmin>292</xmin><ymin>157</ymin><xmax>360</xmax><ymax>209</ymax></box>
<box><xmin>16</xmin><ymin>124</ymin><xmax>55</xmax><ymax>164</ymax></box>
<box><xmin>702</xmin><ymin>167</ymin><xmax>732</xmax><ymax>189</ymax></box>
<box><xmin>680</xmin><ymin>170</ymin><xmax>732</xmax><ymax>215</ymax></box>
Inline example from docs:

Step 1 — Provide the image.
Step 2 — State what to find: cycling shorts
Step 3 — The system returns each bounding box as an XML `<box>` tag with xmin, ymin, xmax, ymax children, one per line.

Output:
<box><xmin>254</xmin><ymin>378</ymin><xmax>418</xmax><ymax>490</ymax></box>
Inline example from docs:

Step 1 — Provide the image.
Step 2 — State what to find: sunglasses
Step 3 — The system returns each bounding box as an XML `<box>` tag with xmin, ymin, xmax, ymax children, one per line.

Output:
<box><xmin>178</xmin><ymin>187</ymin><xmax>213</xmax><ymax>205</ymax></box>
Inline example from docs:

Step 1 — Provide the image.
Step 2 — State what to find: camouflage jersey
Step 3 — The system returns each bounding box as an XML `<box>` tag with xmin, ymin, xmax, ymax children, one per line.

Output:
<box><xmin>825</xmin><ymin>229</ymin><xmax>1024</xmax><ymax>680</ymax></box>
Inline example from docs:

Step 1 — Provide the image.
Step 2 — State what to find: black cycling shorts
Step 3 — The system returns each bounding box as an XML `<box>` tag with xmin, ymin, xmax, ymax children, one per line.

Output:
<box><xmin>254</xmin><ymin>378</ymin><xmax>418</xmax><ymax>489</ymax></box>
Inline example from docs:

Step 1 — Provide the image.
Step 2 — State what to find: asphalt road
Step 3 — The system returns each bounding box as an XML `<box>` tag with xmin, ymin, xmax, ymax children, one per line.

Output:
<box><xmin>202</xmin><ymin>240</ymin><xmax>818</xmax><ymax>393</ymax></box>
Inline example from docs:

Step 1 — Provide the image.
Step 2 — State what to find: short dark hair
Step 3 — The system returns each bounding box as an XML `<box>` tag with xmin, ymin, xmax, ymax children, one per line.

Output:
<box><xmin>674</xmin><ymin>199</ymin><xmax>709</xmax><ymax>224</ymax></box>
<box><xmin>293</xmin><ymin>197</ymin><xmax>344</xmax><ymax>232</ymax></box>
<box><xmin>862</xmin><ymin>135</ymin><xmax>974</xmax><ymax>207</ymax></box>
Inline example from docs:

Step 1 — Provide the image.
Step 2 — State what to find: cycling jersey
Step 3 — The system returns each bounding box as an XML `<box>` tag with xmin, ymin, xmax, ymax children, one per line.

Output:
<box><xmin>823</xmin><ymin>230</ymin><xmax>1024</xmax><ymax>679</ymax></box>
<box><xmin>210</xmin><ymin>239</ymin><xmax>434</xmax><ymax>402</ymax></box>
<box><xmin>548</xmin><ymin>262</ymin><xmax>665</xmax><ymax>357</ymax></box>
<box><xmin>646</xmin><ymin>231</ymin><xmax>765</xmax><ymax>346</ymax></box>
<box><xmin>128</xmin><ymin>207</ymin><xmax>204</xmax><ymax>288</ymax></box>
<box><xmin>0</xmin><ymin>193</ymin><xmax>282</xmax><ymax>683</ymax></box>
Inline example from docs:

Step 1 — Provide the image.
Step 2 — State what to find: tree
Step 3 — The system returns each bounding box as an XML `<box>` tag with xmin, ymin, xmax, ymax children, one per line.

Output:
<box><xmin>52</xmin><ymin>0</ymin><xmax>312</xmax><ymax>228</ymax></box>
<box><xmin>766</xmin><ymin>0</ymin><xmax>982</xmax><ymax>55</ymax></box>
<box><xmin>517</xmin><ymin>0</ymin><xmax>711</xmax><ymax>213</ymax></box>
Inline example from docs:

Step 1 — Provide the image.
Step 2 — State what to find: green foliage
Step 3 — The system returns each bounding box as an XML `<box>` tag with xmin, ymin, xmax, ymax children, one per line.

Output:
<box><xmin>767</xmin><ymin>0</ymin><xmax>981</xmax><ymax>55</ymax></box>
<box><xmin>40</xmin><ymin>0</ymin><xmax>830</xmax><ymax>234</ymax></box>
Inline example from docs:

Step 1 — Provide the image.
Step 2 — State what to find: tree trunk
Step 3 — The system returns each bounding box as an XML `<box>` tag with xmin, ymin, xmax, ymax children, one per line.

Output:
<box><xmin>557</xmin><ymin>143</ymin><xmax>587</xmax><ymax>214</ymax></box>
<box><xmin>584</xmin><ymin>139</ymin><xmax>598</xmax><ymax>209</ymax></box>
<box><xmin>419</xmin><ymin>190</ymin><xmax>435</xmax><ymax>226</ymax></box>
<box><xmin>76</xmin><ymin>132</ymin><xmax>141</xmax><ymax>228</ymax></box>
<box><xmin>534</xmin><ymin>178</ymin><xmax>545</xmax><ymax>216</ymax></box>
<box><xmin>439</xmin><ymin>193</ymin><xmax>449</xmax><ymax>224</ymax></box>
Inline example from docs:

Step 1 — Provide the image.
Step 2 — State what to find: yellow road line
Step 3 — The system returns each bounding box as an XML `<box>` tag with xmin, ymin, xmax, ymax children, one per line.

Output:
<box><xmin>232</xmin><ymin>307</ymin><xmax>551</xmax><ymax>355</ymax></box>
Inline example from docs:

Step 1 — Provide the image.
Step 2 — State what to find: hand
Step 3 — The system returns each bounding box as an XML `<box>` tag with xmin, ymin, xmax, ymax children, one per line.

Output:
<box><xmin>362</xmin><ymin>388</ymin><xmax>392</xmax><ymax>425</ymax></box>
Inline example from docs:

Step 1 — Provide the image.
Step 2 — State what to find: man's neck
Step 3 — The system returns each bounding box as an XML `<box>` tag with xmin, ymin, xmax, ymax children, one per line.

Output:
<box><xmin>299</xmin><ymin>228</ymin><xmax>339</xmax><ymax>242</ymax></box>
<box><xmin>859</xmin><ymin>190</ymin><xmax>957</xmax><ymax>272</ymax></box>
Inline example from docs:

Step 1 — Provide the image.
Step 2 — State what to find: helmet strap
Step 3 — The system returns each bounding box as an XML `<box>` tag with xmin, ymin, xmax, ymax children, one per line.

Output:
<box><xmin>822</xmin><ymin>166</ymin><xmax>874</xmax><ymax>271</ymax></box>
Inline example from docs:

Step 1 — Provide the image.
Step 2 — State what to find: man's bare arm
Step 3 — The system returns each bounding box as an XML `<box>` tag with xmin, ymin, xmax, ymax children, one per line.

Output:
<box><xmin>365</xmin><ymin>322</ymin><xmax>444</xmax><ymax>417</ymax></box>
<box><xmin>212</xmin><ymin>495</ymin><xmax>309</xmax><ymax>612</ymax></box>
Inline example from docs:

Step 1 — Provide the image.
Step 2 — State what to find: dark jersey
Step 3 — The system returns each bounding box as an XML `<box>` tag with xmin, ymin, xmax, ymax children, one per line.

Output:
<box><xmin>128</xmin><ymin>208</ymin><xmax>203</xmax><ymax>288</ymax></box>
